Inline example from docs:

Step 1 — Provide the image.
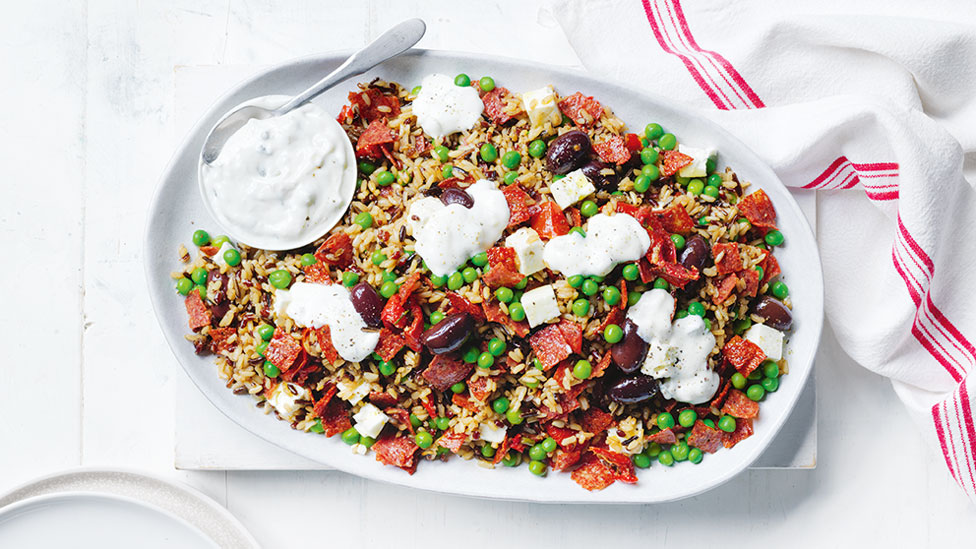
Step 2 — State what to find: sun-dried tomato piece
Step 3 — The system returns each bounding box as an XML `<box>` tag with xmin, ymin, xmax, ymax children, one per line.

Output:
<box><xmin>446</xmin><ymin>292</ymin><xmax>486</xmax><ymax>321</ymax></box>
<box><xmin>380</xmin><ymin>293</ymin><xmax>409</xmax><ymax>331</ymax></box>
<box><xmin>545</xmin><ymin>422</ymin><xmax>578</xmax><ymax>449</ymax></box>
<box><xmin>313</xmin><ymin>326</ymin><xmax>340</xmax><ymax>364</ymax></box>
<box><xmin>722</xmin><ymin>389</ymin><xmax>760</xmax><ymax>419</ymax></box>
<box><xmin>501</xmin><ymin>183</ymin><xmax>533</xmax><ymax>228</ymax></box>
<box><xmin>590</xmin><ymin>447</ymin><xmax>638</xmax><ymax>483</ymax></box>
<box><xmin>652</xmin><ymin>203</ymin><xmax>695</xmax><ymax>235</ymax></box>
<box><xmin>312</xmin><ymin>382</ymin><xmax>338</xmax><ymax>418</ymax></box>
<box><xmin>348</xmin><ymin>88</ymin><xmax>401</xmax><ymax>124</ymax></box>
<box><xmin>659</xmin><ymin>150</ymin><xmax>694</xmax><ymax>177</ymax></box>
<box><xmin>336</xmin><ymin>104</ymin><xmax>355</xmax><ymax>125</ymax></box>
<box><xmin>314</xmin><ymin>232</ymin><xmax>354</xmax><ymax>269</ymax></box>
<box><xmin>591</xmin><ymin>350</ymin><xmax>613</xmax><ymax>379</ymax></box>
<box><xmin>712</xmin><ymin>242</ymin><xmax>741</xmax><ymax>276</ymax></box>
<box><xmin>740</xmin><ymin>267</ymin><xmax>761</xmax><ymax>297</ymax></box>
<box><xmin>491</xmin><ymin>435</ymin><xmax>513</xmax><ymax>465</ymax></box>
<box><xmin>422</xmin><ymin>354</ymin><xmax>474</xmax><ymax>392</ymax></box>
<box><xmin>581</xmin><ymin>408</ymin><xmax>614</xmax><ymax>434</ymax></box>
<box><xmin>556</xmin><ymin>319</ymin><xmax>583</xmax><ymax>355</ymax></box>
<box><xmin>646</xmin><ymin>428</ymin><xmax>678</xmax><ymax>445</ymax></box>
<box><xmin>384</xmin><ymin>407</ymin><xmax>413</xmax><ymax>434</ymax></box>
<box><xmin>482</xmin><ymin>87</ymin><xmax>518</xmax><ymax>126</ymax></box>
<box><xmin>593</xmin><ymin>135</ymin><xmax>631</xmax><ymax>165</ymax></box>
<box><xmin>281</xmin><ymin>353</ymin><xmax>318</xmax><ymax>385</ymax></box>
<box><xmin>686</xmin><ymin>420</ymin><xmax>724</xmax><ymax>453</ymax></box>
<box><xmin>436</xmin><ymin>430</ymin><xmax>468</xmax><ymax>453</ymax></box>
<box><xmin>452</xmin><ymin>393</ymin><xmax>479</xmax><ymax>413</ymax></box>
<box><xmin>184</xmin><ymin>291</ymin><xmax>212</xmax><ymax>331</ymax></box>
<box><xmin>396</xmin><ymin>272</ymin><xmax>423</xmax><ymax>302</ymax></box>
<box><xmin>530</xmin><ymin>201</ymin><xmax>570</xmax><ymax>240</ymax></box>
<box><xmin>372</xmin><ymin>433</ymin><xmax>420</xmax><ymax>474</ymax></box>
<box><xmin>208</xmin><ymin>326</ymin><xmax>236</xmax><ymax>353</ymax></box>
<box><xmin>714</xmin><ymin>273</ymin><xmax>739</xmax><ymax>305</ymax></box>
<box><xmin>625</xmin><ymin>133</ymin><xmax>643</xmax><ymax>152</ymax></box>
<box><xmin>723</xmin><ymin>417</ymin><xmax>754</xmax><ymax>448</ymax></box>
<box><xmin>571</xmin><ymin>452</ymin><xmax>617</xmax><ymax>491</ymax></box>
<box><xmin>599</xmin><ymin>308</ymin><xmax>626</xmax><ymax>336</ymax></box>
<box><xmin>640</xmin><ymin>259</ymin><xmax>700</xmax><ymax>289</ymax></box>
<box><xmin>482</xmin><ymin>300</ymin><xmax>530</xmax><ymax>337</ymax></box>
<box><xmin>319</xmin><ymin>398</ymin><xmax>352</xmax><ymax>437</ymax></box>
<box><xmin>615</xmin><ymin>201</ymin><xmax>640</xmax><ymax>219</ymax></box>
<box><xmin>738</xmin><ymin>189</ymin><xmax>777</xmax><ymax>230</ymax></box>
<box><xmin>355</xmin><ymin>118</ymin><xmax>396</xmax><ymax>159</ymax></box>
<box><xmin>761</xmin><ymin>252</ymin><xmax>781</xmax><ymax>285</ymax></box>
<box><xmin>301</xmin><ymin>262</ymin><xmax>332</xmax><ymax>284</ymax></box>
<box><xmin>482</xmin><ymin>247</ymin><xmax>523</xmax><ymax>288</ymax></box>
<box><xmin>710</xmin><ymin>378</ymin><xmax>732</xmax><ymax>409</ymax></box>
<box><xmin>375</xmin><ymin>328</ymin><xmax>405</xmax><ymax>362</ymax></box>
<box><xmin>552</xmin><ymin>447</ymin><xmax>583</xmax><ymax>471</ymax></box>
<box><xmin>558</xmin><ymin>92</ymin><xmax>603</xmax><ymax>127</ymax></box>
<box><xmin>529</xmin><ymin>324</ymin><xmax>573</xmax><ymax>370</ymax></box>
<box><xmin>265</xmin><ymin>328</ymin><xmax>302</xmax><ymax>371</ymax></box>
<box><xmin>402</xmin><ymin>297</ymin><xmax>425</xmax><ymax>352</ymax></box>
<box><xmin>467</xmin><ymin>374</ymin><xmax>495</xmax><ymax>401</ymax></box>
<box><xmin>723</xmin><ymin>335</ymin><xmax>766</xmax><ymax>376</ymax></box>
<box><xmin>368</xmin><ymin>391</ymin><xmax>398</xmax><ymax>409</ymax></box>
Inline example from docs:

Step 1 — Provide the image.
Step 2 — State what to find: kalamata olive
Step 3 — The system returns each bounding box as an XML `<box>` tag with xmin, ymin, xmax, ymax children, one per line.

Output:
<box><xmin>546</xmin><ymin>130</ymin><xmax>592</xmax><ymax>174</ymax></box>
<box><xmin>611</xmin><ymin>319</ymin><xmax>648</xmax><ymax>373</ymax></box>
<box><xmin>752</xmin><ymin>296</ymin><xmax>793</xmax><ymax>331</ymax></box>
<box><xmin>350</xmin><ymin>282</ymin><xmax>383</xmax><ymax>328</ymax></box>
<box><xmin>421</xmin><ymin>312</ymin><xmax>474</xmax><ymax>355</ymax></box>
<box><xmin>439</xmin><ymin>187</ymin><xmax>474</xmax><ymax>209</ymax></box>
<box><xmin>580</xmin><ymin>160</ymin><xmax>619</xmax><ymax>191</ymax></box>
<box><xmin>607</xmin><ymin>374</ymin><xmax>660</xmax><ymax>404</ymax></box>
<box><xmin>680</xmin><ymin>235</ymin><xmax>710</xmax><ymax>272</ymax></box>
<box><xmin>210</xmin><ymin>301</ymin><xmax>230</xmax><ymax>322</ymax></box>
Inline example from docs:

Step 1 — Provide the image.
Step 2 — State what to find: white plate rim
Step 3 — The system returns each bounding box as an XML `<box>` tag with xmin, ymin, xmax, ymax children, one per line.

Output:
<box><xmin>144</xmin><ymin>49</ymin><xmax>824</xmax><ymax>503</ymax></box>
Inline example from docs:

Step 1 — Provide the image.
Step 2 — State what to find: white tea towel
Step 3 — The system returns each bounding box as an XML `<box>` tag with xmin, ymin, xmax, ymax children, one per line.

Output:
<box><xmin>553</xmin><ymin>0</ymin><xmax>976</xmax><ymax>499</ymax></box>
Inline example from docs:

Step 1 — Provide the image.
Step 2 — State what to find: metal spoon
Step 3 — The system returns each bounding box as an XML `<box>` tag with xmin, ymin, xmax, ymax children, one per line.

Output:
<box><xmin>200</xmin><ymin>18</ymin><xmax>426</xmax><ymax>164</ymax></box>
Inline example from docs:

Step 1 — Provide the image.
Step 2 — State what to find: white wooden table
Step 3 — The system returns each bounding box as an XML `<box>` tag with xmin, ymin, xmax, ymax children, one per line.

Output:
<box><xmin>1</xmin><ymin>1</ymin><xmax>972</xmax><ymax>547</ymax></box>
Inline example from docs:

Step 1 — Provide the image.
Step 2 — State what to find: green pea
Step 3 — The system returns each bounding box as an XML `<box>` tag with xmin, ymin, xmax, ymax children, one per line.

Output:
<box><xmin>671</xmin><ymin>441</ymin><xmax>690</xmax><ymax>462</ymax></box>
<box><xmin>478</xmin><ymin>352</ymin><xmax>495</xmax><ymax>369</ymax></box>
<box><xmin>703</xmin><ymin>185</ymin><xmax>720</xmax><ymax>198</ymax></box>
<box><xmin>341</xmin><ymin>428</ymin><xmax>360</xmax><ymax>445</ymax></box>
<box><xmin>640</xmin><ymin>148</ymin><xmax>659</xmax><ymax>165</ymax></box>
<box><xmin>310</xmin><ymin>419</ymin><xmax>324</xmax><ymax>434</ymax></box>
<box><xmin>678</xmin><ymin>409</ymin><xmax>698</xmax><ymax>428</ymax></box>
<box><xmin>731</xmin><ymin>372</ymin><xmax>747</xmax><ymax>389</ymax></box>
<box><xmin>687</xmin><ymin>179</ymin><xmax>705</xmax><ymax>196</ymax></box>
<box><xmin>669</xmin><ymin>234</ymin><xmax>686</xmax><ymax>250</ymax></box>
<box><xmin>703</xmin><ymin>419</ymin><xmax>716</xmax><ymax>428</ymax></box>
<box><xmin>658</xmin><ymin>133</ymin><xmax>677</xmax><ymax>150</ymax></box>
<box><xmin>590</xmin><ymin>275</ymin><xmax>604</xmax><ymax>283</ymax></box>
<box><xmin>763</xmin><ymin>360</ymin><xmax>780</xmax><ymax>379</ymax></box>
<box><xmin>506</xmin><ymin>408</ymin><xmax>523</xmax><ymax>425</ymax></box>
<box><xmin>698</xmin><ymin>216</ymin><xmax>709</xmax><ymax>226</ymax></box>
<box><xmin>501</xmin><ymin>151</ymin><xmax>522</xmax><ymax>170</ymax></box>
<box><xmin>487</xmin><ymin>338</ymin><xmax>506</xmax><ymax>357</ymax></box>
<box><xmin>622</xmin><ymin>264</ymin><xmax>639</xmax><ymax>281</ymax></box>
<box><xmin>479</xmin><ymin>76</ymin><xmax>495</xmax><ymax>92</ymax></box>
<box><xmin>430</xmin><ymin>274</ymin><xmax>447</xmax><ymax>288</ymax></box>
<box><xmin>263</xmin><ymin>361</ymin><xmax>280</xmax><ymax>378</ymax></box>
<box><xmin>509</xmin><ymin>302</ymin><xmax>526</xmax><ymax>322</ymax></box>
<box><xmin>378</xmin><ymin>360</ymin><xmax>395</xmax><ymax>376</ymax></box>
<box><xmin>462</xmin><ymin>346</ymin><xmax>480</xmax><ymax>364</ymax></box>
<box><xmin>755</xmin><ymin>266</ymin><xmax>764</xmax><ymax>280</ymax></box>
<box><xmin>410</xmin><ymin>85</ymin><xmax>422</xmax><ymax>96</ymax></box>
<box><xmin>675</xmin><ymin>310</ymin><xmax>689</xmax><ymax>319</ymax></box>
<box><xmin>495</xmin><ymin>287</ymin><xmax>514</xmax><ymax>303</ymax></box>
<box><xmin>528</xmin><ymin>139</ymin><xmax>547</xmax><ymax>158</ymax></box>
<box><xmin>442</xmin><ymin>165</ymin><xmax>454</xmax><ymax>179</ymax></box>
<box><xmin>481</xmin><ymin>444</ymin><xmax>496</xmax><ymax>458</ymax></box>
<box><xmin>580</xmin><ymin>200</ymin><xmax>599</xmax><ymax>217</ymax></box>
<box><xmin>528</xmin><ymin>444</ymin><xmax>548</xmax><ymax>461</ymax></box>
<box><xmin>718</xmin><ymin>415</ymin><xmax>737</xmax><ymax>433</ymax></box>
<box><xmin>706</xmin><ymin>157</ymin><xmax>717</xmax><ymax>173</ymax></box>
<box><xmin>342</xmin><ymin>271</ymin><xmax>360</xmax><ymax>287</ymax></box>
<box><xmin>294</xmin><ymin>253</ymin><xmax>314</xmax><ymax>267</ymax></box>
<box><xmin>771</xmin><ymin>280</ymin><xmax>789</xmax><ymax>299</ymax></box>
<box><xmin>645</xmin><ymin>123</ymin><xmax>664</xmax><ymax>140</ymax></box>
<box><xmin>502</xmin><ymin>171</ymin><xmax>519</xmax><ymax>185</ymax></box>
<box><xmin>358</xmin><ymin>160</ymin><xmax>377</xmax><ymax>175</ymax></box>
<box><xmin>462</xmin><ymin>267</ymin><xmax>479</xmax><ymax>283</ymax></box>
<box><xmin>408</xmin><ymin>414</ymin><xmax>422</xmax><ymax>428</ymax></box>
<box><xmin>380</xmin><ymin>281</ymin><xmax>399</xmax><ymax>298</ymax></box>
<box><xmin>762</xmin><ymin>376</ymin><xmax>780</xmax><ymax>392</ymax></box>
<box><xmin>415</xmin><ymin>431</ymin><xmax>434</xmax><ymax>449</ymax></box>
<box><xmin>269</xmin><ymin>269</ymin><xmax>292</xmax><ymax>289</ymax></box>
<box><xmin>646</xmin><ymin>442</ymin><xmax>662</xmax><ymax>457</ymax></box>
<box><xmin>765</xmin><ymin>229</ymin><xmax>784</xmax><ymax>247</ymax></box>
<box><xmin>687</xmin><ymin>302</ymin><xmax>706</xmax><ymax>317</ymax></box>
<box><xmin>211</xmin><ymin>235</ymin><xmax>230</xmax><ymax>248</ymax></box>
<box><xmin>567</xmin><ymin>274</ymin><xmax>584</xmax><ymax>288</ymax></box>
<box><xmin>573</xmin><ymin>359</ymin><xmax>592</xmax><ymax>380</ymax></box>
<box><xmin>175</xmin><ymin>278</ymin><xmax>193</xmax><ymax>295</ymax></box>
<box><xmin>581</xmin><ymin>279</ymin><xmax>599</xmax><ymax>296</ymax></box>
<box><xmin>480</xmin><ymin>143</ymin><xmax>498</xmax><ymax>163</ymax></box>
<box><xmin>572</xmin><ymin>298</ymin><xmax>590</xmax><ymax>317</ymax></box>
<box><xmin>541</xmin><ymin>437</ymin><xmax>557</xmax><ymax>453</ymax></box>
<box><xmin>361</xmin><ymin>436</ymin><xmax>376</xmax><ymax>448</ymax></box>
<box><xmin>502</xmin><ymin>452</ymin><xmax>521</xmax><ymax>467</ymax></box>
<box><xmin>370</xmin><ymin>250</ymin><xmax>387</xmax><ymax>266</ymax></box>
<box><xmin>257</xmin><ymin>324</ymin><xmax>275</xmax><ymax>341</ymax></box>
<box><xmin>434</xmin><ymin>416</ymin><xmax>451</xmax><ymax>431</ymax></box>
<box><xmin>491</xmin><ymin>397</ymin><xmax>510</xmax><ymax>414</ymax></box>
<box><xmin>629</xmin><ymin>175</ymin><xmax>650</xmax><ymax>193</ymax></box>
<box><xmin>658</xmin><ymin>450</ymin><xmax>675</xmax><ymax>466</ymax></box>
<box><xmin>533</xmin><ymin>358</ymin><xmax>544</xmax><ymax>370</ymax></box>
<box><xmin>707</xmin><ymin>173</ymin><xmax>723</xmax><ymax>187</ymax></box>
<box><xmin>748</xmin><ymin>369</ymin><xmax>763</xmax><ymax>381</ymax></box>
<box><xmin>380</xmin><ymin>271</ymin><xmax>397</xmax><ymax>284</ymax></box>
<box><xmin>604</xmin><ymin>324</ymin><xmax>623</xmax><ymax>344</ymax></box>
<box><xmin>514</xmin><ymin>277</ymin><xmax>528</xmax><ymax>289</ymax></box>
<box><xmin>632</xmin><ymin>453</ymin><xmax>652</xmax><ymax>469</ymax></box>
<box><xmin>603</xmin><ymin>287</ymin><xmax>621</xmax><ymax>307</ymax></box>
<box><xmin>747</xmin><ymin>384</ymin><xmax>766</xmax><ymax>401</ymax></box>
<box><xmin>656</xmin><ymin>412</ymin><xmax>676</xmax><ymax>430</ymax></box>
<box><xmin>433</xmin><ymin>145</ymin><xmax>450</xmax><ymax>163</ymax></box>
<box><xmin>375</xmin><ymin>170</ymin><xmax>395</xmax><ymax>186</ymax></box>
<box><xmin>190</xmin><ymin>267</ymin><xmax>208</xmax><ymax>286</ymax></box>
<box><xmin>528</xmin><ymin>460</ymin><xmax>548</xmax><ymax>477</ymax></box>
<box><xmin>192</xmin><ymin>229</ymin><xmax>210</xmax><ymax>247</ymax></box>
<box><xmin>454</xmin><ymin>73</ymin><xmax>470</xmax><ymax>87</ymax></box>
<box><xmin>627</xmin><ymin>291</ymin><xmax>642</xmax><ymax>306</ymax></box>
<box><xmin>688</xmin><ymin>447</ymin><xmax>703</xmax><ymax>464</ymax></box>
<box><xmin>353</xmin><ymin>212</ymin><xmax>373</xmax><ymax>230</ymax></box>
<box><xmin>733</xmin><ymin>318</ymin><xmax>752</xmax><ymax>334</ymax></box>
<box><xmin>451</xmin><ymin>382</ymin><xmax>466</xmax><ymax>394</ymax></box>
<box><xmin>653</xmin><ymin>278</ymin><xmax>670</xmax><ymax>290</ymax></box>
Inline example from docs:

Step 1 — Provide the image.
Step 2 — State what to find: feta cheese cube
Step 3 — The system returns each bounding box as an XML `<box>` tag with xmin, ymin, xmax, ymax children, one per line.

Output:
<box><xmin>337</xmin><ymin>380</ymin><xmax>371</xmax><ymax>405</ymax></box>
<box><xmin>677</xmin><ymin>144</ymin><xmax>715</xmax><ymax>178</ymax></box>
<box><xmin>267</xmin><ymin>382</ymin><xmax>310</xmax><ymax>419</ymax></box>
<box><xmin>521</xmin><ymin>86</ymin><xmax>562</xmax><ymax>129</ymax></box>
<box><xmin>640</xmin><ymin>340</ymin><xmax>678</xmax><ymax>379</ymax></box>
<box><xmin>549</xmin><ymin>169</ymin><xmax>595</xmax><ymax>210</ymax></box>
<box><xmin>520</xmin><ymin>284</ymin><xmax>561</xmax><ymax>328</ymax></box>
<box><xmin>744</xmin><ymin>323</ymin><xmax>784</xmax><ymax>361</ymax></box>
<box><xmin>352</xmin><ymin>403</ymin><xmax>390</xmax><ymax>439</ymax></box>
<box><xmin>479</xmin><ymin>423</ymin><xmax>507</xmax><ymax>444</ymax></box>
<box><xmin>505</xmin><ymin>228</ymin><xmax>545</xmax><ymax>276</ymax></box>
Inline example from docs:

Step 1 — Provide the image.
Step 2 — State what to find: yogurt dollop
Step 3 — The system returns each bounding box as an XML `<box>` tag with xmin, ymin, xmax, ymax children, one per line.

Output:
<box><xmin>411</xmin><ymin>74</ymin><xmax>484</xmax><ymax>138</ymax></box>
<box><xmin>407</xmin><ymin>179</ymin><xmax>510</xmax><ymax>277</ymax></box>
<box><xmin>274</xmin><ymin>282</ymin><xmax>379</xmax><ymax>363</ymax></box>
<box><xmin>627</xmin><ymin>288</ymin><xmax>720</xmax><ymax>405</ymax></box>
<box><xmin>543</xmin><ymin>213</ymin><xmax>650</xmax><ymax>277</ymax></box>
<box><xmin>200</xmin><ymin>95</ymin><xmax>356</xmax><ymax>249</ymax></box>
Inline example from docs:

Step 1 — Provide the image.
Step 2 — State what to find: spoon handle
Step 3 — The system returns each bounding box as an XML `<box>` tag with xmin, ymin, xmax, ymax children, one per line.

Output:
<box><xmin>275</xmin><ymin>18</ymin><xmax>427</xmax><ymax>114</ymax></box>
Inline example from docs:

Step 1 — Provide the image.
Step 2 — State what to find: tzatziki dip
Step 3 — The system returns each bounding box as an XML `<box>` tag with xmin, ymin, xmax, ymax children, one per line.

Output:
<box><xmin>199</xmin><ymin>95</ymin><xmax>357</xmax><ymax>250</ymax></box>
